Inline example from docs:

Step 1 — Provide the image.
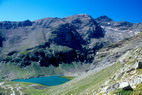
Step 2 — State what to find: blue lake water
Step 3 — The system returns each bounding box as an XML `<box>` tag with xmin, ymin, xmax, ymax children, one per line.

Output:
<box><xmin>13</xmin><ymin>76</ymin><xmax>70</xmax><ymax>86</ymax></box>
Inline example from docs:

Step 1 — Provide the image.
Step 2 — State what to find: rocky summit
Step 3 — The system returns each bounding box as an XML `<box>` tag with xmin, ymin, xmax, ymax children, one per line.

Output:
<box><xmin>0</xmin><ymin>14</ymin><xmax>142</xmax><ymax>95</ymax></box>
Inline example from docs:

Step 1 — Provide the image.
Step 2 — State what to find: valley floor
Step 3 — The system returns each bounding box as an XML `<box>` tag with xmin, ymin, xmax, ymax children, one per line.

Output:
<box><xmin>0</xmin><ymin>63</ymin><xmax>122</xmax><ymax>95</ymax></box>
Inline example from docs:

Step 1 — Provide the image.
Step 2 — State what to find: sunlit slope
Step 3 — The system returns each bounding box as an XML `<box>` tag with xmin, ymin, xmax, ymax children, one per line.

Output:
<box><xmin>46</xmin><ymin>63</ymin><xmax>122</xmax><ymax>95</ymax></box>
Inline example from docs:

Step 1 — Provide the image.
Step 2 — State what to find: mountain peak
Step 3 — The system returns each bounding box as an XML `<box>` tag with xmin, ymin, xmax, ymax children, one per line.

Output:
<box><xmin>64</xmin><ymin>14</ymin><xmax>93</xmax><ymax>20</ymax></box>
<box><xmin>95</xmin><ymin>15</ymin><xmax>113</xmax><ymax>22</ymax></box>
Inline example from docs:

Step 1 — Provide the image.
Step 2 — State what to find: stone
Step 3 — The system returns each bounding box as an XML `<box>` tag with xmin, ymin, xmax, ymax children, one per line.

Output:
<box><xmin>130</xmin><ymin>75</ymin><xmax>142</xmax><ymax>87</ymax></box>
<box><xmin>100</xmin><ymin>86</ymin><xmax>109</xmax><ymax>93</ymax></box>
<box><xmin>0</xmin><ymin>82</ymin><xmax>4</xmax><ymax>86</ymax></box>
<box><xmin>119</xmin><ymin>82</ymin><xmax>133</xmax><ymax>90</ymax></box>
<box><xmin>133</xmin><ymin>61</ymin><xmax>142</xmax><ymax>69</ymax></box>
<box><xmin>131</xmin><ymin>85</ymin><xmax>136</xmax><ymax>89</ymax></box>
<box><xmin>107</xmin><ymin>83</ymin><xmax>119</xmax><ymax>92</ymax></box>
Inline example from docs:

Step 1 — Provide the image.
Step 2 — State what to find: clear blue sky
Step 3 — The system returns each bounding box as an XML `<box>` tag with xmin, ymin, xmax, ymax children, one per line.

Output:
<box><xmin>0</xmin><ymin>0</ymin><xmax>141</xmax><ymax>23</ymax></box>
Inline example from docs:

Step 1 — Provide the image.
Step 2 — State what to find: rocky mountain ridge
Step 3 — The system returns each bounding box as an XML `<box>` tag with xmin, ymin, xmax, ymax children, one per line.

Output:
<box><xmin>0</xmin><ymin>14</ymin><xmax>141</xmax><ymax>53</ymax></box>
<box><xmin>0</xmin><ymin>14</ymin><xmax>142</xmax><ymax>80</ymax></box>
<box><xmin>95</xmin><ymin>16</ymin><xmax>142</xmax><ymax>42</ymax></box>
<box><xmin>0</xmin><ymin>14</ymin><xmax>142</xmax><ymax>95</ymax></box>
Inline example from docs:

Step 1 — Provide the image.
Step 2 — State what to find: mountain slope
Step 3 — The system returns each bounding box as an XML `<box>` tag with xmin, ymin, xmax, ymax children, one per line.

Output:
<box><xmin>95</xmin><ymin>16</ymin><xmax>141</xmax><ymax>42</ymax></box>
<box><xmin>95</xmin><ymin>46</ymin><xmax>142</xmax><ymax>94</ymax></box>
<box><xmin>0</xmin><ymin>14</ymin><xmax>142</xmax><ymax>80</ymax></box>
<box><xmin>0</xmin><ymin>27</ymin><xmax>142</xmax><ymax>94</ymax></box>
<box><xmin>0</xmin><ymin>14</ymin><xmax>105</xmax><ymax>53</ymax></box>
<box><xmin>44</xmin><ymin>32</ymin><xmax>142</xmax><ymax>95</ymax></box>
<box><xmin>0</xmin><ymin>14</ymin><xmax>107</xmax><ymax>79</ymax></box>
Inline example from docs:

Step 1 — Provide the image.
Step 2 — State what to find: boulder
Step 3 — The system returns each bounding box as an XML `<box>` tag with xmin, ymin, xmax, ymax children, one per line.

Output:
<box><xmin>133</xmin><ymin>61</ymin><xmax>142</xmax><ymax>69</ymax></box>
<box><xmin>130</xmin><ymin>75</ymin><xmax>142</xmax><ymax>88</ymax></box>
<box><xmin>119</xmin><ymin>82</ymin><xmax>133</xmax><ymax>90</ymax></box>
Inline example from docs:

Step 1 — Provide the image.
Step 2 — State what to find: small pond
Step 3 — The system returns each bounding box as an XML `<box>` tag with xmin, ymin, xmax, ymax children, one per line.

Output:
<box><xmin>13</xmin><ymin>76</ymin><xmax>70</xmax><ymax>86</ymax></box>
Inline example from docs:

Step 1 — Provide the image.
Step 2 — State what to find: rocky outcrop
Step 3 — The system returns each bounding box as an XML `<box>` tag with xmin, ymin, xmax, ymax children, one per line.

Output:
<box><xmin>47</xmin><ymin>23</ymin><xmax>85</xmax><ymax>49</ymax></box>
<box><xmin>64</xmin><ymin>14</ymin><xmax>105</xmax><ymax>41</ymax></box>
<box><xmin>133</xmin><ymin>61</ymin><xmax>142</xmax><ymax>69</ymax></box>
<box><xmin>95</xmin><ymin>15</ymin><xmax>113</xmax><ymax>23</ymax></box>
<box><xmin>0</xmin><ymin>34</ymin><xmax>5</xmax><ymax>47</ymax></box>
<box><xmin>95</xmin><ymin>16</ymin><xmax>142</xmax><ymax>42</ymax></box>
<box><xmin>18</xmin><ymin>20</ymin><xmax>32</xmax><ymax>27</ymax></box>
<box><xmin>0</xmin><ymin>20</ymin><xmax>32</xmax><ymax>29</ymax></box>
<box><xmin>95</xmin><ymin>47</ymin><xmax>142</xmax><ymax>94</ymax></box>
<box><xmin>119</xmin><ymin>82</ymin><xmax>133</xmax><ymax>90</ymax></box>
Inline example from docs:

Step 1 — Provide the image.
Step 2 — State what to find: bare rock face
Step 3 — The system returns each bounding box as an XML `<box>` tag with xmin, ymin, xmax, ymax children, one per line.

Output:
<box><xmin>95</xmin><ymin>15</ymin><xmax>113</xmax><ymax>22</ymax></box>
<box><xmin>46</xmin><ymin>23</ymin><xmax>84</xmax><ymax>49</ymax></box>
<box><xmin>95</xmin><ymin>16</ymin><xmax>142</xmax><ymax>42</ymax></box>
<box><xmin>0</xmin><ymin>14</ymin><xmax>106</xmax><ymax>54</ymax></box>
<box><xmin>0</xmin><ymin>20</ymin><xmax>32</xmax><ymax>29</ymax></box>
<box><xmin>0</xmin><ymin>14</ymin><xmax>141</xmax><ymax>54</ymax></box>
<box><xmin>0</xmin><ymin>34</ymin><xmax>5</xmax><ymax>47</ymax></box>
<box><xmin>18</xmin><ymin>20</ymin><xmax>32</xmax><ymax>27</ymax></box>
<box><xmin>64</xmin><ymin>14</ymin><xmax>105</xmax><ymax>41</ymax></box>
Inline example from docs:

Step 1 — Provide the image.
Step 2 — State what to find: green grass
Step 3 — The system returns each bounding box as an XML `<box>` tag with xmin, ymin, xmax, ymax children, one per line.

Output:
<box><xmin>0</xmin><ymin>63</ymin><xmax>122</xmax><ymax>95</ymax></box>
<box><xmin>0</xmin><ymin>81</ymin><xmax>49</xmax><ymax>95</ymax></box>
<box><xmin>45</xmin><ymin>63</ymin><xmax>122</xmax><ymax>95</ymax></box>
<box><xmin>19</xmin><ymin>49</ymin><xmax>34</xmax><ymax>55</ymax></box>
<box><xmin>136</xmin><ymin>68</ymin><xmax>142</xmax><ymax>75</ymax></box>
<box><xmin>61</xmin><ymin>76</ymin><xmax>76</xmax><ymax>80</ymax></box>
<box><xmin>115</xmin><ymin>90</ymin><xmax>134</xmax><ymax>95</ymax></box>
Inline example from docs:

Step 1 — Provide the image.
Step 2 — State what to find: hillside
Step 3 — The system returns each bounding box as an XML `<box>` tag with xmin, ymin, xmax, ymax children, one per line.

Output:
<box><xmin>0</xmin><ymin>14</ymin><xmax>142</xmax><ymax>95</ymax></box>
<box><xmin>1</xmin><ymin>30</ymin><xmax>142</xmax><ymax>95</ymax></box>
<box><xmin>0</xmin><ymin>14</ymin><xmax>142</xmax><ymax>80</ymax></box>
<box><xmin>45</xmin><ymin>32</ymin><xmax>142</xmax><ymax>95</ymax></box>
<box><xmin>1</xmin><ymin>40</ymin><xmax>142</xmax><ymax>95</ymax></box>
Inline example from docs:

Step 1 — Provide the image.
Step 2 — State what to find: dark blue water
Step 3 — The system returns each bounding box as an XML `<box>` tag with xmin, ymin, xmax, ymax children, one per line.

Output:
<box><xmin>13</xmin><ymin>76</ymin><xmax>70</xmax><ymax>86</ymax></box>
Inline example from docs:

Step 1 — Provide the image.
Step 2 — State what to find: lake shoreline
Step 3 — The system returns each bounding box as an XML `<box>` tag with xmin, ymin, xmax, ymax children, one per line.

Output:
<box><xmin>12</xmin><ymin>76</ymin><xmax>71</xmax><ymax>86</ymax></box>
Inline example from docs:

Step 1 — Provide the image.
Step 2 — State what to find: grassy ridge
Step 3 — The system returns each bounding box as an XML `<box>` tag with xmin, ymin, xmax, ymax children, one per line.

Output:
<box><xmin>45</xmin><ymin>63</ymin><xmax>122</xmax><ymax>95</ymax></box>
